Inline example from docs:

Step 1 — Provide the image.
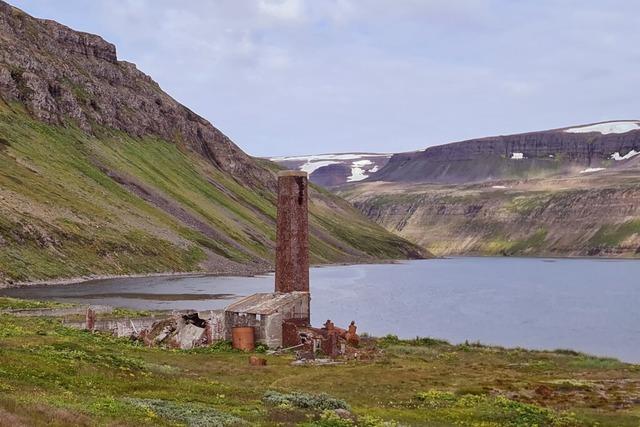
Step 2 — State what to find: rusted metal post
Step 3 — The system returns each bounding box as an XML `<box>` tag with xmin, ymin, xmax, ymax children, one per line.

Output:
<box><xmin>204</xmin><ymin>321</ymin><xmax>213</xmax><ymax>345</ymax></box>
<box><xmin>85</xmin><ymin>307</ymin><xmax>96</xmax><ymax>332</ymax></box>
<box><xmin>275</xmin><ymin>171</ymin><xmax>309</xmax><ymax>293</ymax></box>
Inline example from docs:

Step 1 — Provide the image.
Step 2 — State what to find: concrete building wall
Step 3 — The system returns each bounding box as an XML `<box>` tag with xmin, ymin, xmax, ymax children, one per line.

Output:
<box><xmin>64</xmin><ymin>317</ymin><xmax>160</xmax><ymax>337</ymax></box>
<box><xmin>198</xmin><ymin>310</ymin><xmax>227</xmax><ymax>341</ymax></box>
<box><xmin>225</xmin><ymin>293</ymin><xmax>310</xmax><ymax>348</ymax></box>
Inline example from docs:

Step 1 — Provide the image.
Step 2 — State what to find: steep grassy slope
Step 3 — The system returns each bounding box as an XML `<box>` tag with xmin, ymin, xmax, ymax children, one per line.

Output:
<box><xmin>341</xmin><ymin>170</ymin><xmax>640</xmax><ymax>257</ymax></box>
<box><xmin>0</xmin><ymin>102</ymin><xmax>425</xmax><ymax>284</ymax></box>
<box><xmin>0</xmin><ymin>2</ymin><xmax>426</xmax><ymax>285</ymax></box>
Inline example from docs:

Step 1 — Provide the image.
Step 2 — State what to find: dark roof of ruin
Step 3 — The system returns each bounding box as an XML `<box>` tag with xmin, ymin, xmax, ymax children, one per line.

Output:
<box><xmin>225</xmin><ymin>292</ymin><xmax>308</xmax><ymax>315</ymax></box>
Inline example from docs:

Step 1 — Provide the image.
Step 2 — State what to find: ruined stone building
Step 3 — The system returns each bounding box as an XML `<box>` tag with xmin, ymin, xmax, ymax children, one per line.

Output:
<box><xmin>225</xmin><ymin>292</ymin><xmax>309</xmax><ymax>348</ymax></box>
<box><xmin>78</xmin><ymin>170</ymin><xmax>357</xmax><ymax>353</ymax></box>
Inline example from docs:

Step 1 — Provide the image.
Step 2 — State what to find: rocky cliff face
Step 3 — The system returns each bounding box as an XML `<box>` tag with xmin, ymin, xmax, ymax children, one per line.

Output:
<box><xmin>342</xmin><ymin>170</ymin><xmax>640</xmax><ymax>258</ymax></box>
<box><xmin>373</xmin><ymin>122</ymin><xmax>640</xmax><ymax>184</ymax></box>
<box><xmin>0</xmin><ymin>2</ymin><xmax>426</xmax><ymax>284</ymax></box>
<box><xmin>0</xmin><ymin>0</ymin><xmax>268</xmax><ymax>187</ymax></box>
<box><xmin>338</xmin><ymin>121</ymin><xmax>640</xmax><ymax>258</ymax></box>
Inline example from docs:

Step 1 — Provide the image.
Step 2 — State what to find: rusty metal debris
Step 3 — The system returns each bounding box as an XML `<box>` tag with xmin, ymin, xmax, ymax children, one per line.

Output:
<box><xmin>281</xmin><ymin>319</ymin><xmax>362</xmax><ymax>361</ymax></box>
<box><xmin>249</xmin><ymin>355</ymin><xmax>267</xmax><ymax>366</ymax></box>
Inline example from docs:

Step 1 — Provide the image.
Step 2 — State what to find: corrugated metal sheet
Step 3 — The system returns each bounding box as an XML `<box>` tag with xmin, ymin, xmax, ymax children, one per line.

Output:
<box><xmin>225</xmin><ymin>292</ymin><xmax>308</xmax><ymax>315</ymax></box>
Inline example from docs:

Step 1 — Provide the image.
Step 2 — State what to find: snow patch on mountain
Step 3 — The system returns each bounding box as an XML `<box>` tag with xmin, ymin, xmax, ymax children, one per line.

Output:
<box><xmin>565</xmin><ymin>121</ymin><xmax>640</xmax><ymax>135</ymax></box>
<box><xmin>270</xmin><ymin>153</ymin><xmax>392</xmax><ymax>185</ymax></box>
<box><xmin>299</xmin><ymin>160</ymin><xmax>340</xmax><ymax>174</ymax></box>
<box><xmin>580</xmin><ymin>167</ymin><xmax>606</xmax><ymax>174</ymax></box>
<box><xmin>270</xmin><ymin>153</ymin><xmax>389</xmax><ymax>162</ymax></box>
<box><xmin>347</xmin><ymin>160</ymin><xmax>374</xmax><ymax>182</ymax></box>
<box><xmin>610</xmin><ymin>150</ymin><xmax>640</xmax><ymax>161</ymax></box>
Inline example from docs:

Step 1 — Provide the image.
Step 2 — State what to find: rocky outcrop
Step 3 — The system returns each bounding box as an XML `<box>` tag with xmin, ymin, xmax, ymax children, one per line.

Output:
<box><xmin>0</xmin><ymin>0</ymin><xmax>269</xmax><ymax>187</ymax></box>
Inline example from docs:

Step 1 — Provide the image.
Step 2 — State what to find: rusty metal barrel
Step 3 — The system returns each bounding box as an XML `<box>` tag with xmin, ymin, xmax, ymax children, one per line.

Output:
<box><xmin>232</xmin><ymin>326</ymin><xmax>255</xmax><ymax>351</ymax></box>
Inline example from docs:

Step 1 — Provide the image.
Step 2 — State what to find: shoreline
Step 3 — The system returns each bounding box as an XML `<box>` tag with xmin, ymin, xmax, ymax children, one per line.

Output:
<box><xmin>0</xmin><ymin>258</ymin><xmax>406</xmax><ymax>290</ymax></box>
<box><xmin>4</xmin><ymin>254</ymin><xmax>640</xmax><ymax>289</ymax></box>
<box><xmin>0</xmin><ymin>269</ymin><xmax>270</xmax><ymax>290</ymax></box>
<box><xmin>442</xmin><ymin>253</ymin><xmax>640</xmax><ymax>261</ymax></box>
<box><xmin>2</xmin><ymin>257</ymin><xmax>638</xmax><ymax>364</ymax></box>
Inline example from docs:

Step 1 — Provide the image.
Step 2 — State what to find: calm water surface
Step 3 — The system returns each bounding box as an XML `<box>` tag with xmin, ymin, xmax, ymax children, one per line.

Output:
<box><xmin>3</xmin><ymin>258</ymin><xmax>639</xmax><ymax>362</ymax></box>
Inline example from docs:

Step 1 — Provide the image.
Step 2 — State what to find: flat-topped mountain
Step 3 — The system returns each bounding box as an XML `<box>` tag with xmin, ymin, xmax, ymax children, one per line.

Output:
<box><xmin>336</xmin><ymin>121</ymin><xmax>640</xmax><ymax>258</ymax></box>
<box><xmin>371</xmin><ymin>121</ymin><xmax>640</xmax><ymax>184</ymax></box>
<box><xmin>0</xmin><ymin>1</ymin><xmax>426</xmax><ymax>284</ymax></box>
<box><xmin>272</xmin><ymin>122</ymin><xmax>640</xmax><ymax>187</ymax></box>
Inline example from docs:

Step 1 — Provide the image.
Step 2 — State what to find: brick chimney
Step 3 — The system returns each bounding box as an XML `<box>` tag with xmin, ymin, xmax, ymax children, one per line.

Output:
<box><xmin>275</xmin><ymin>171</ymin><xmax>309</xmax><ymax>293</ymax></box>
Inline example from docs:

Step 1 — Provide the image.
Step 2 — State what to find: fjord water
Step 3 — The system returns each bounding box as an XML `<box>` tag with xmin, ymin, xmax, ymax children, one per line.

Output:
<box><xmin>3</xmin><ymin>258</ymin><xmax>639</xmax><ymax>362</ymax></box>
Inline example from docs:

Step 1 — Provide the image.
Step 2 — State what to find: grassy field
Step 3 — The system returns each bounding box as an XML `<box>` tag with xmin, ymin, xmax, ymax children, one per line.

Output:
<box><xmin>1</xmin><ymin>299</ymin><xmax>639</xmax><ymax>426</ymax></box>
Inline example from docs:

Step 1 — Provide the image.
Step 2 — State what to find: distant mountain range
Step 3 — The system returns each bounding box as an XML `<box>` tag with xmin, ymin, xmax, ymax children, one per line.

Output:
<box><xmin>373</xmin><ymin>120</ymin><xmax>640</xmax><ymax>184</ymax></box>
<box><xmin>269</xmin><ymin>153</ymin><xmax>391</xmax><ymax>187</ymax></box>
<box><xmin>273</xmin><ymin>121</ymin><xmax>640</xmax><ymax>258</ymax></box>
<box><xmin>272</xmin><ymin>120</ymin><xmax>640</xmax><ymax>186</ymax></box>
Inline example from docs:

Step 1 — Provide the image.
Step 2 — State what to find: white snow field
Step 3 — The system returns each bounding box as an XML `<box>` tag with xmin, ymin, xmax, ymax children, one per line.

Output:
<box><xmin>565</xmin><ymin>121</ymin><xmax>640</xmax><ymax>134</ymax></box>
<box><xmin>270</xmin><ymin>153</ymin><xmax>391</xmax><ymax>183</ymax></box>
<box><xmin>347</xmin><ymin>159</ymin><xmax>374</xmax><ymax>182</ymax></box>
<box><xmin>299</xmin><ymin>160</ymin><xmax>340</xmax><ymax>174</ymax></box>
<box><xmin>270</xmin><ymin>153</ymin><xmax>390</xmax><ymax>162</ymax></box>
<box><xmin>579</xmin><ymin>168</ymin><xmax>606</xmax><ymax>174</ymax></box>
<box><xmin>610</xmin><ymin>150</ymin><xmax>640</xmax><ymax>161</ymax></box>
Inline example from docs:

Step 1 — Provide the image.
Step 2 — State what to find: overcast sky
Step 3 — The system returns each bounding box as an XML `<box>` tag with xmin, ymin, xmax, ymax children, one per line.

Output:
<box><xmin>10</xmin><ymin>0</ymin><xmax>640</xmax><ymax>157</ymax></box>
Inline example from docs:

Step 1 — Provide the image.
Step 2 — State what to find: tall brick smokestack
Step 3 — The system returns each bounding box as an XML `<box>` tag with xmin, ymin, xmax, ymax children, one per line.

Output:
<box><xmin>275</xmin><ymin>171</ymin><xmax>309</xmax><ymax>293</ymax></box>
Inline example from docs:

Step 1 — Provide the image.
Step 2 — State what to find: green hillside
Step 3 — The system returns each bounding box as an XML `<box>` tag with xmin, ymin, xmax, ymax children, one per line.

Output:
<box><xmin>0</xmin><ymin>102</ymin><xmax>425</xmax><ymax>284</ymax></box>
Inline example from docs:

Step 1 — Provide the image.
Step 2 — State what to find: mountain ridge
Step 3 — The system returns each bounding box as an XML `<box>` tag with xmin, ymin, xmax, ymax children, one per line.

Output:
<box><xmin>0</xmin><ymin>0</ymin><xmax>269</xmax><ymax>187</ymax></box>
<box><xmin>332</xmin><ymin>121</ymin><xmax>640</xmax><ymax>257</ymax></box>
<box><xmin>0</xmin><ymin>2</ymin><xmax>427</xmax><ymax>285</ymax></box>
<box><xmin>269</xmin><ymin>121</ymin><xmax>640</xmax><ymax>258</ymax></box>
<box><xmin>271</xmin><ymin>120</ymin><xmax>640</xmax><ymax>187</ymax></box>
<box><xmin>269</xmin><ymin>152</ymin><xmax>391</xmax><ymax>187</ymax></box>
<box><xmin>370</xmin><ymin>120</ymin><xmax>640</xmax><ymax>184</ymax></box>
